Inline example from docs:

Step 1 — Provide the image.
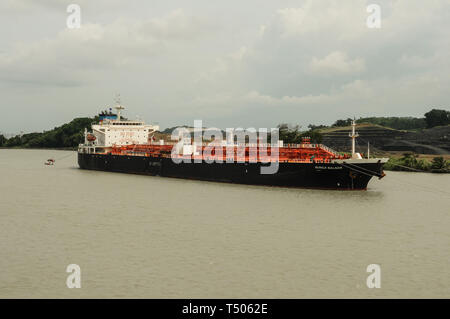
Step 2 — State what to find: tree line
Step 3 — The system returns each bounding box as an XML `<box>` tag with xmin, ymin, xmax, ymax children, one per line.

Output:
<box><xmin>277</xmin><ymin>124</ymin><xmax>323</xmax><ymax>144</ymax></box>
<box><xmin>0</xmin><ymin>108</ymin><xmax>448</xmax><ymax>148</ymax></box>
<box><xmin>0</xmin><ymin>117</ymin><xmax>95</xmax><ymax>148</ymax></box>
<box><xmin>331</xmin><ymin>109</ymin><xmax>450</xmax><ymax>130</ymax></box>
<box><xmin>276</xmin><ymin>108</ymin><xmax>449</xmax><ymax>144</ymax></box>
<box><xmin>384</xmin><ymin>153</ymin><xmax>449</xmax><ymax>173</ymax></box>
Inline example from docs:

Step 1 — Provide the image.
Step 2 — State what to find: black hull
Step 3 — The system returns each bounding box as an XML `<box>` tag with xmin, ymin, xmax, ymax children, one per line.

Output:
<box><xmin>77</xmin><ymin>153</ymin><xmax>385</xmax><ymax>190</ymax></box>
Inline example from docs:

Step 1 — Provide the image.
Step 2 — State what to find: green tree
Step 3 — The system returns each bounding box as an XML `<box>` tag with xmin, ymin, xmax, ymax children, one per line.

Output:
<box><xmin>276</xmin><ymin>124</ymin><xmax>323</xmax><ymax>144</ymax></box>
<box><xmin>424</xmin><ymin>109</ymin><xmax>450</xmax><ymax>128</ymax></box>
<box><xmin>301</xmin><ymin>130</ymin><xmax>323</xmax><ymax>144</ymax></box>
<box><xmin>3</xmin><ymin>117</ymin><xmax>94</xmax><ymax>148</ymax></box>
<box><xmin>0</xmin><ymin>134</ymin><xmax>6</xmax><ymax>146</ymax></box>
<box><xmin>307</xmin><ymin>124</ymin><xmax>328</xmax><ymax>130</ymax></box>
<box><xmin>277</xmin><ymin>123</ymin><xmax>302</xmax><ymax>143</ymax></box>
<box><xmin>5</xmin><ymin>135</ymin><xmax>22</xmax><ymax>147</ymax></box>
<box><xmin>401</xmin><ymin>153</ymin><xmax>417</xmax><ymax>167</ymax></box>
<box><xmin>332</xmin><ymin>118</ymin><xmax>352</xmax><ymax>127</ymax></box>
<box><xmin>430</xmin><ymin>157</ymin><xmax>448</xmax><ymax>170</ymax></box>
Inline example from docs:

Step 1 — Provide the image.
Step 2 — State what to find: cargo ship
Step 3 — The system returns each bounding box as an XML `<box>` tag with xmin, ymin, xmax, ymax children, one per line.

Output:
<box><xmin>78</xmin><ymin>103</ymin><xmax>387</xmax><ymax>190</ymax></box>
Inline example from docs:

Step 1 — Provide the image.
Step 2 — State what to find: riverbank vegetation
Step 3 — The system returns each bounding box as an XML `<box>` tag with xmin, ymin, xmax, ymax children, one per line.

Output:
<box><xmin>384</xmin><ymin>153</ymin><xmax>450</xmax><ymax>173</ymax></box>
<box><xmin>0</xmin><ymin>117</ymin><xmax>95</xmax><ymax>148</ymax></box>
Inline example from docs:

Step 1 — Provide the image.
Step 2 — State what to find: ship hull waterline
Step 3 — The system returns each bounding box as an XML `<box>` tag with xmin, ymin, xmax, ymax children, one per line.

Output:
<box><xmin>78</xmin><ymin>153</ymin><xmax>385</xmax><ymax>190</ymax></box>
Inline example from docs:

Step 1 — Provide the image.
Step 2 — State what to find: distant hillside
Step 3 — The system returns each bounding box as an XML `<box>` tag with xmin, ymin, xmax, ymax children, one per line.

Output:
<box><xmin>1</xmin><ymin>108</ymin><xmax>448</xmax><ymax>153</ymax></box>
<box><xmin>321</xmin><ymin>124</ymin><xmax>450</xmax><ymax>155</ymax></box>
<box><xmin>356</xmin><ymin>117</ymin><xmax>426</xmax><ymax>130</ymax></box>
<box><xmin>161</xmin><ymin>125</ymin><xmax>191</xmax><ymax>134</ymax></box>
<box><xmin>1</xmin><ymin>117</ymin><xmax>96</xmax><ymax>148</ymax></box>
<box><xmin>161</xmin><ymin>126</ymin><xmax>225</xmax><ymax>135</ymax></box>
<box><xmin>331</xmin><ymin>109</ymin><xmax>449</xmax><ymax>131</ymax></box>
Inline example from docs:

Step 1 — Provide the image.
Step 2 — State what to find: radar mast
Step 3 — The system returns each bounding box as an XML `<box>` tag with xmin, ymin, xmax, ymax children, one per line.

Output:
<box><xmin>349</xmin><ymin>118</ymin><xmax>359</xmax><ymax>158</ymax></box>
<box><xmin>114</xmin><ymin>94</ymin><xmax>125</xmax><ymax>122</ymax></box>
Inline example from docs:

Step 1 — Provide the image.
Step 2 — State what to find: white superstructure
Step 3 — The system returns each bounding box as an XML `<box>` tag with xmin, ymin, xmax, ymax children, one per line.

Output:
<box><xmin>81</xmin><ymin>103</ymin><xmax>159</xmax><ymax>151</ymax></box>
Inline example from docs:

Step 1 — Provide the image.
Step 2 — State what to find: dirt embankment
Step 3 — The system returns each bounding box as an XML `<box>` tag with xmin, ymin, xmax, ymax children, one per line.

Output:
<box><xmin>152</xmin><ymin>124</ymin><xmax>450</xmax><ymax>155</ymax></box>
<box><xmin>321</xmin><ymin>124</ymin><xmax>450</xmax><ymax>155</ymax></box>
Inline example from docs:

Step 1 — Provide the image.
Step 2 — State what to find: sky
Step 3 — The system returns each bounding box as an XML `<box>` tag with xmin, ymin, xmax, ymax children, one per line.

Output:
<box><xmin>0</xmin><ymin>0</ymin><xmax>449</xmax><ymax>134</ymax></box>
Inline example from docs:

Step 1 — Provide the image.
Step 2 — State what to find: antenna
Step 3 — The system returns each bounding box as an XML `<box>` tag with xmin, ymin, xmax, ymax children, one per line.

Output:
<box><xmin>114</xmin><ymin>93</ymin><xmax>121</xmax><ymax>105</ymax></box>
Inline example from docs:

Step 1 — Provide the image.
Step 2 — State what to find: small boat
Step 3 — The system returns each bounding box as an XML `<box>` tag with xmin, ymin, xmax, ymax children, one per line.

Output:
<box><xmin>45</xmin><ymin>159</ymin><xmax>55</xmax><ymax>165</ymax></box>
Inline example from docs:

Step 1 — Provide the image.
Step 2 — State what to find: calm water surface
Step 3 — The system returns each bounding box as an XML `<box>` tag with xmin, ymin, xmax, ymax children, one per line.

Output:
<box><xmin>0</xmin><ymin>149</ymin><xmax>449</xmax><ymax>298</ymax></box>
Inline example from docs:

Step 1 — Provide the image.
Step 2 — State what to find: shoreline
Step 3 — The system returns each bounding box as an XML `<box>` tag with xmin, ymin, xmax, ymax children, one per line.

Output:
<box><xmin>0</xmin><ymin>147</ymin><xmax>76</xmax><ymax>151</ymax></box>
<box><xmin>383</xmin><ymin>167</ymin><xmax>450</xmax><ymax>174</ymax></box>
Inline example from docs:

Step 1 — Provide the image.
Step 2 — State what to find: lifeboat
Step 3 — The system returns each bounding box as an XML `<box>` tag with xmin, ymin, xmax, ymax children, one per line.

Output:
<box><xmin>87</xmin><ymin>134</ymin><xmax>96</xmax><ymax>142</ymax></box>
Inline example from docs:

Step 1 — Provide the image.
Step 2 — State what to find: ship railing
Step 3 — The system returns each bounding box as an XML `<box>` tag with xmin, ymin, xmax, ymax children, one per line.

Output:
<box><xmin>154</xmin><ymin>142</ymin><xmax>328</xmax><ymax>150</ymax></box>
<box><xmin>317</xmin><ymin>144</ymin><xmax>341</xmax><ymax>157</ymax></box>
<box><xmin>136</xmin><ymin>152</ymin><xmax>335</xmax><ymax>164</ymax></box>
<box><xmin>146</xmin><ymin>141</ymin><xmax>339</xmax><ymax>154</ymax></box>
<box><xmin>114</xmin><ymin>142</ymin><xmax>342</xmax><ymax>160</ymax></box>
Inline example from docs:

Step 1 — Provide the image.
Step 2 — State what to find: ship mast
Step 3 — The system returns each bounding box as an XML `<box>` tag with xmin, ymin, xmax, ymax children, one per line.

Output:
<box><xmin>114</xmin><ymin>94</ymin><xmax>124</xmax><ymax>122</ymax></box>
<box><xmin>349</xmin><ymin>118</ymin><xmax>359</xmax><ymax>158</ymax></box>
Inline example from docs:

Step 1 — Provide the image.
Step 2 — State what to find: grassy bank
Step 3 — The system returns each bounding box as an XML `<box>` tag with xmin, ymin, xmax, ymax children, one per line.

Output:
<box><xmin>384</xmin><ymin>153</ymin><xmax>450</xmax><ymax>173</ymax></box>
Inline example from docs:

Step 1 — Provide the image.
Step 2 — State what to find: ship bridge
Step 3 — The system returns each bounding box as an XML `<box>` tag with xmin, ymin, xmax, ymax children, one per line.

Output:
<box><xmin>81</xmin><ymin>104</ymin><xmax>159</xmax><ymax>149</ymax></box>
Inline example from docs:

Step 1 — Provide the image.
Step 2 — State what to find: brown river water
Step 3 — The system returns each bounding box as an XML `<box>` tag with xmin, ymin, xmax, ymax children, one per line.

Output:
<box><xmin>0</xmin><ymin>149</ymin><xmax>449</xmax><ymax>298</ymax></box>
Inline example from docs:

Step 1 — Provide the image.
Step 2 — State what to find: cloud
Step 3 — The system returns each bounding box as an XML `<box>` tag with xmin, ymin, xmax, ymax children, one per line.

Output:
<box><xmin>0</xmin><ymin>0</ymin><xmax>124</xmax><ymax>12</ymax></box>
<box><xmin>0</xmin><ymin>9</ymin><xmax>211</xmax><ymax>86</ymax></box>
<box><xmin>309</xmin><ymin>51</ymin><xmax>365</xmax><ymax>75</ymax></box>
<box><xmin>398</xmin><ymin>54</ymin><xmax>437</xmax><ymax>69</ymax></box>
<box><xmin>0</xmin><ymin>0</ymin><xmax>449</xmax><ymax>133</ymax></box>
<box><xmin>189</xmin><ymin>0</ymin><xmax>449</xmax><ymax>122</ymax></box>
<box><xmin>244</xmin><ymin>79</ymin><xmax>373</xmax><ymax>106</ymax></box>
<box><xmin>275</xmin><ymin>2</ymin><xmax>367</xmax><ymax>40</ymax></box>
